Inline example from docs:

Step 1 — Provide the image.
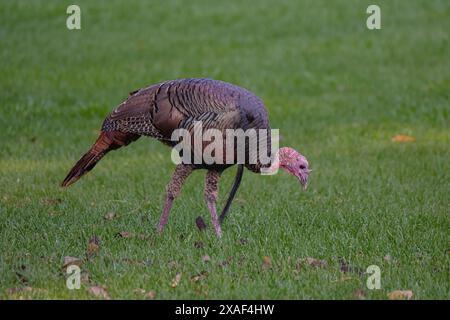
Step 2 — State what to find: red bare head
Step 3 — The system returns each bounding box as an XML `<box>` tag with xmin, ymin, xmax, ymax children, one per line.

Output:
<box><xmin>278</xmin><ymin>147</ymin><xmax>310</xmax><ymax>190</ymax></box>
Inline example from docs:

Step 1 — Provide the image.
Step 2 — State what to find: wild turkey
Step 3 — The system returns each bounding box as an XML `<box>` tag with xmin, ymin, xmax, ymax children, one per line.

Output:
<box><xmin>61</xmin><ymin>78</ymin><xmax>310</xmax><ymax>237</ymax></box>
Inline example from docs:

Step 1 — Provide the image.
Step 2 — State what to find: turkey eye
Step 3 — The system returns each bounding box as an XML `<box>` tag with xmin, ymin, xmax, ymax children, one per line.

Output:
<box><xmin>299</xmin><ymin>165</ymin><xmax>306</xmax><ymax>170</ymax></box>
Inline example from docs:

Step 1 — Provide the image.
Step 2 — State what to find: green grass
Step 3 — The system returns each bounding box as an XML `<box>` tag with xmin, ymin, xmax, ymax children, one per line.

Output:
<box><xmin>0</xmin><ymin>0</ymin><xmax>449</xmax><ymax>299</ymax></box>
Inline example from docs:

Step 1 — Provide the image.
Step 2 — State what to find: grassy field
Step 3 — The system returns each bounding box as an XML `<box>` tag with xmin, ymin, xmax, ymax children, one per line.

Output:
<box><xmin>0</xmin><ymin>0</ymin><xmax>449</xmax><ymax>300</ymax></box>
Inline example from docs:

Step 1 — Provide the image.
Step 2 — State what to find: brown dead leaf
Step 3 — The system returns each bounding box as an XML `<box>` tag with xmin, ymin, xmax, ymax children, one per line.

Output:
<box><xmin>104</xmin><ymin>212</ymin><xmax>117</xmax><ymax>220</ymax></box>
<box><xmin>117</xmin><ymin>231</ymin><xmax>133</xmax><ymax>238</ymax></box>
<box><xmin>116</xmin><ymin>231</ymin><xmax>147</xmax><ymax>240</ymax></box>
<box><xmin>387</xmin><ymin>290</ymin><xmax>414</xmax><ymax>300</ymax></box>
<box><xmin>297</xmin><ymin>257</ymin><xmax>328</xmax><ymax>269</ymax></box>
<box><xmin>262</xmin><ymin>256</ymin><xmax>272</xmax><ymax>269</ymax></box>
<box><xmin>190</xmin><ymin>271</ymin><xmax>208</xmax><ymax>283</ymax></box>
<box><xmin>133</xmin><ymin>288</ymin><xmax>146</xmax><ymax>295</ymax></box>
<box><xmin>171</xmin><ymin>273</ymin><xmax>182</xmax><ymax>288</ymax></box>
<box><xmin>62</xmin><ymin>256</ymin><xmax>83</xmax><ymax>269</ymax></box>
<box><xmin>353</xmin><ymin>289</ymin><xmax>366</xmax><ymax>300</ymax></box>
<box><xmin>88</xmin><ymin>285</ymin><xmax>110</xmax><ymax>299</ymax></box>
<box><xmin>201</xmin><ymin>255</ymin><xmax>211</xmax><ymax>263</ymax></box>
<box><xmin>146</xmin><ymin>290</ymin><xmax>156</xmax><ymax>299</ymax></box>
<box><xmin>42</xmin><ymin>198</ymin><xmax>63</xmax><ymax>206</ymax></box>
<box><xmin>339</xmin><ymin>258</ymin><xmax>364</xmax><ymax>275</ymax></box>
<box><xmin>86</xmin><ymin>235</ymin><xmax>100</xmax><ymax>259</ymax></box>
<box><xmin>391</xmin><ymin>134</ymin><xmax>415</xmax><ymax>143</ymax></box>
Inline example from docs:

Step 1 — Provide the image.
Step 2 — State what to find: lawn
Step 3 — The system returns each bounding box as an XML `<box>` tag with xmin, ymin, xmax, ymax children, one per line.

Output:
<box><xmin>0</xmin><ymin>0</ymin><xmax>448</xmax><ymax>299</ymax></box>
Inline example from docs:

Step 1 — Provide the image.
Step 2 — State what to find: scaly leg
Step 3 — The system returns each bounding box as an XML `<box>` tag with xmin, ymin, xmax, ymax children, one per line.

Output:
<box><xmin>157</xmin><ymin>164</ymin><xmax>194</xmax><ymax>233</ymax></box>
<box><xmin>204</xmin><ymin>170</ymin><xmax>222</xmax><ymax>237</ymax></box>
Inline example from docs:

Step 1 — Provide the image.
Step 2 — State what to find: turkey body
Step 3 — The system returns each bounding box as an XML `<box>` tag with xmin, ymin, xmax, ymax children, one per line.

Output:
<box><xmin>101</xmin><ymin>78</ymin><xmax>272</xmax><ymax>172</ymax></box>
<box><xmin>62</xmin><ymin>78</ymin><xmax>277</xmax><ymax>237</ymax></box>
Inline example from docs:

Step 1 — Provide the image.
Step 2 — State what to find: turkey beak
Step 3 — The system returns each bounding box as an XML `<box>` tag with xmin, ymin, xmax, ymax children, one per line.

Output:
<box><xmin>297</xmin><ymin>169</ymin><xmax>311</xmax><ymax>191</ymax></box>
<box><xmin>297</xmin><ymin>173</ymin><xmax>308</xmax><ymax>191</ymax></box>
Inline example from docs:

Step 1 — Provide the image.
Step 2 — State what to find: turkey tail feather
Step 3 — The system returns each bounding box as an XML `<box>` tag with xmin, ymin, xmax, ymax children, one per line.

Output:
<box><xmin>61</xmin><ymin>131</ymin><xmax>139</xmax><ymax>187</ymax></box>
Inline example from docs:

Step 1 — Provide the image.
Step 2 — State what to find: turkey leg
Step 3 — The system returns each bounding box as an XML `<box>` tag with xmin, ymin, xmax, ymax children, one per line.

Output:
<box><xmin>204</xmin><ymin>170</ymin><xmax>222</xmax><ymax>237</ymax></box>
<box><xmin>157</xmin><ymin>164</ymin><xmax>194</xmax><ymax>233</ymax></box>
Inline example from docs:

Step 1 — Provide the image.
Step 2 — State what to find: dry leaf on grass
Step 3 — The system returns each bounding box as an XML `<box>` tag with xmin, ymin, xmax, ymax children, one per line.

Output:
<box><xmin>86</xmin><ymin>235</ymin><xmax>100</xmax><ymax>259</ymax></box>
<box><xmin>391</xmin><ymin>134</ymin><xmax>415</xmax><ymax>143</ymax></box>
<box><xmin>42</xmin><ymin>198</ymin><xmax>63</xmax><ymax>206</ymax></box>
<box><xmin>297</xmin><ymin>257</ymin><xmax>328</xmax><ymax>269</ymax></box>
<box><xmin>339</xmin><ymin>258</ymin><xmax>364</xmax><ymax>275</ymax></box>
<box><xmin>146</xmin><ymin>290</ymin><xmax>156</xmax><ymax>299</ymax></box>
<box><xmin>201</xmin><ymin>255</ymin><xmax>211</xmax><ymax>263</ymax></box>
<box><xmin>388</xmin><ymin>290</ymin><xmax>414</xmax><ymax>300</ymax></box>
<box><xmin>88</xmin><ymin>286</ymin><xmax>110</xmax><ymax>299</ymax></box>
<box><xmin>262</xmin><ymin>256</ymin><xmax>272</xmax><ymax>269</ymax></box>
<box><xmin>104</xmin><ymin>212</ymin><xmax>117</xmax><ymax>220</ymax></box>
<box><xmin>116</xmin><ymin>231</ymin><xmax>147</xmax><ymax>240</ymax></box>
<box><xmin>190</xmin><ymin>271</ymin><xmax>208</xmax><ymax>283</ymax></box>
<box><xmin>353</xmin><ymin>289</ymin><xmax>366</xmax><ymax>299</ymax></box>
<box><xmin>62</xmin><ymin>256</ymin><xmax>83</xmax><ymax>270</ymax></box>
<box><xmin>116</xmin><ymin>231</ymin><xmax>134</xmax><ymax>238</ymax></box>
<box><xmin>171</xmin><ymin>273</ymin><xmax>182</xmax><ymax>288</ymax></box>
<box><xmin>133</xmin><ymin>288</ymin><xmax>146</xmax><ymax>295</ymax></box>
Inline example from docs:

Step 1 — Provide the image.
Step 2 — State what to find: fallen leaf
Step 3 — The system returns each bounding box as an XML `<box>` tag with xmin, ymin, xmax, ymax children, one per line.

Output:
<box><xmin>116</xmin><ymin>231</ymin><xmax>147</xmax><ymax>240</ymax></box>
<box><xmin>171</xmin><ymin>273</ymin><xmax>182</xmax><ymax>288</ymax></box>
<box><xmin>201</xmin><ymin>255</ymin><xmax>211</xmax><ymax>263</ymax></box>
<box><xmin>117</xmin><ymin>231</ymin><xmax>134</xmax><ymax>238</ymax></box>
<box><xmin>146</xmin><ymin>290</ymin><xmax>156</xmax><ymax>299</ymax></box>
<box><xmin>339</xmin><ymin>258</ymin><xmax>364</xmax><ymax>275</ymax></box>
<box><xmin>388</xmin><ymin>290</ymin><xmax>414</xmax><ymax>300</ymax></box>
<box><xmin>190</xmin><ymin>271</ymin><xmax>208</xmax><ymax>283</ymax></box>
<box><xmin>104</xmin><ymin>212</ymin><xmax>117</xmax><ymax>220</ymax></box>
<box><xmin>42</xmin><ymin>198</ymin><xmax>63</xmax><ymax>206</ymax></box>
<box><xmin>86</xmin><ymin>235</ymin><xmax>100</xmax><ymax>259</ymax></box>
<box><xmin>391</xmin><ymin>134</ymin><xmax>415</xmax><ymax>143</ymax></box>
<box><xmin>297</xmin><ymin>257</ymin><xmax>328</xmax><ymax>269</ymax></box>
<box><xmin>353</xmin><ymin>289</ymin><xmax>366</xmax><ymax>299</ymax></box>
<box><xmin>133</xmin><ymin>288</ymin><xmax>146</xmax><ymax>295</ymax></box>
<box><xmin>63</xmin><ymin>256</ymin><xmax>83</xmax><ymax>269</ymax></box>
<box><xmin>88</xmin><ymin>286</ymin><xmax>110</xmax><ymax>299</ymax></box>
<box><xmin>194</xmin><ymin>241</ymin><xmax>204</xmax><ymax>249</ymax></box>
<box><xmin>262</xmin><ymin>256</ymin><xmax>272</xmax><ymax>269</ymax></box>
<box><xmin>195</xmin><ymin>216</ymin><xmax>207</xmax><ymax>231</ymax></box>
